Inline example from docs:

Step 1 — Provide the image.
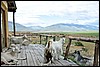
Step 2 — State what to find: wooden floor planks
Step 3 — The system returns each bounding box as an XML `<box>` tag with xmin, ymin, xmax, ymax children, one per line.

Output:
<box><xmin>1</xmin><ymin>44</ymin><xmax>78</xmax><ymax>66</ymax></box>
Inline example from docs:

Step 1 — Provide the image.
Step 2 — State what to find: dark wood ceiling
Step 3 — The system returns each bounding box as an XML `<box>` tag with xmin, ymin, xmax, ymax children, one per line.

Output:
<box><xmin>7</xmin><ymin>1</ymin><xmax>17</xmax><ymax>12</ymax></box>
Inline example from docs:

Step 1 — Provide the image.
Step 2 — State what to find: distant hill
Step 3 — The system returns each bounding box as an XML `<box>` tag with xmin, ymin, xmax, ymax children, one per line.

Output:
<box><xmin>8</xmin><ymin>21</ymin><xmax>33</xmax><ymax>31</ymax></box>
<box><xmin>8</xmin><ymin>21</ymin><xmax>99</xmax><ymax>32</ymax></box>
<box><xmin>42</xmin><ymin>23</ymin><xmax>99</xmax><ymax>32</ymax></box>
<box><xmin>28</xmin><ymin>26</ymin><xmax>43</xmax><ymax>31</ymax></box>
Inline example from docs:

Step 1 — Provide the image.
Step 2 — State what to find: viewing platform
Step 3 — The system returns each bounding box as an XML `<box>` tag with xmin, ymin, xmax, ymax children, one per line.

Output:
<box><xmin>1</xmin><ymin>44</ymin><xmax>78</xmax><ymax>66</ymax></box>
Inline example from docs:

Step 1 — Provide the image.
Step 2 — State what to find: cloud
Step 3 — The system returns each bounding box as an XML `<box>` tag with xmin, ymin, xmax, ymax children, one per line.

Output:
<box><xmin>8</xmin><ymin>1</ymin><xmax>99</xmax><ymax>27</ymax></box>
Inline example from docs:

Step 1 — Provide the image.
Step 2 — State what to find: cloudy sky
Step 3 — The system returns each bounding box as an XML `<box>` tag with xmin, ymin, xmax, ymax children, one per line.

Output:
<box><xmin>8</xmin><ymin>1</ymin><xmax>99</xmax><ymax>27</ymax></box>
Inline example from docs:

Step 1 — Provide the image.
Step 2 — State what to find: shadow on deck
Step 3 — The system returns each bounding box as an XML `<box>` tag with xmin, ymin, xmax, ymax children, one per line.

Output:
<box><xmin>1</xmin><ymin>44</ymin><xmax>78</xmax><ymax>66</ymax></box>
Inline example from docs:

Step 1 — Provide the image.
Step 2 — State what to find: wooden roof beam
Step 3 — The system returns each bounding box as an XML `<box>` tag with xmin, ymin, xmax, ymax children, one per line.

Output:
<box><xmin>7</xmin><ymin>1</ymin><xmax>17</xmax><ymax>12</ymax></box>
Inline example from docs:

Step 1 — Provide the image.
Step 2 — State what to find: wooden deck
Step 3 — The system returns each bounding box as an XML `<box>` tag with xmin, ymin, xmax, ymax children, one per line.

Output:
<box><xmin>1</xmin><ymin>44</ymin><xmax>78</xmax><ymax>66</ymax></box>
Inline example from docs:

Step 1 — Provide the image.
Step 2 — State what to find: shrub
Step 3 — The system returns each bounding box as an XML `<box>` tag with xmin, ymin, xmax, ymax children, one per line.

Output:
<box><xmin>82</xmin><ymin>47</ymin><xmax>88</xmax><ymax>52</ymax></box>
<box><xmin>74</xmin><ymin>41</ymin><xmax>84</xmax><ymax>46</ymax></box>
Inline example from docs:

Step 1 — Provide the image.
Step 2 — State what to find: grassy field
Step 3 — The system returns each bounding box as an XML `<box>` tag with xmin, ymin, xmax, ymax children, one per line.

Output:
<box><xmin>48</xmin><ymin>30</ymin><xmax>99</xmax><ymax>38</ymax></box>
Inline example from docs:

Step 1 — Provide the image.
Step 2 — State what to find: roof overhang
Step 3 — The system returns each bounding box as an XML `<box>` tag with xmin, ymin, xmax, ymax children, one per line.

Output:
<box><xmin>7</xmin><ymin>1</ymin><xmax>17</xmax><ymax>12</ymax></box>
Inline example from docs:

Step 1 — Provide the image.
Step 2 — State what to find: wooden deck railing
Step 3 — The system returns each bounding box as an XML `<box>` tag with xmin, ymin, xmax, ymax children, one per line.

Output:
<box><xmin>64</xmin><ymin>36</ymin><xmax>99</xmax><ymax>66</ymax></box>
<box><xmin>39</xmin><ymin>34</ymin><xmax>56</xmax><ymax>45</ymax></box>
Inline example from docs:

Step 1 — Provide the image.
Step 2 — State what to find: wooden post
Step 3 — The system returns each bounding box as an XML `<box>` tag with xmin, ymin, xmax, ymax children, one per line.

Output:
<box><xmin>64</xmin><ymin>39</ymin><xmax>72</xmax><ymax>60</ymax></box>
<box><xmin>5</xmin><ymin>9</ymin><xmax>9</xmax><ymax>47</ymax></box>
<box><xmin>53</xmin><ymin>36</ymin><xmax>56</xmax><ymax>41</ymax></box>
<box><xmin>45</xmin><ymin>36</ymin><xmax>48</xmax><ymax>45</ymax></box>
<box><xmin>13</xmin><ymin>11</ymin><xmax>16</xmax><ymax>36</ymax></box>
<box><xmin>40</xmin><ymin>35</ymin><xmax>42</xmax><ymax>44</ymax></box>
<box><xmin>1</xmin><ymin>35</ymin><xmax>2</xmax><ymax>52</ymax></box>
<box><xmin>1</xmin><ymin>6</ymin><xmax>9</xmax><ymax>48</ymax></box>
<box><xmin>93</xmin><ymin>41</ymin><xmax>99</xmax><ymax>66</ymax></box>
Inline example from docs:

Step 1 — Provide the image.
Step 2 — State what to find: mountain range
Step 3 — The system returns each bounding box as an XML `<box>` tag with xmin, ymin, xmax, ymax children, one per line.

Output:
<box><xmin>8</xmin><ymin>21</ymin><xmax>99</xmax><ymax>32</ymax></box>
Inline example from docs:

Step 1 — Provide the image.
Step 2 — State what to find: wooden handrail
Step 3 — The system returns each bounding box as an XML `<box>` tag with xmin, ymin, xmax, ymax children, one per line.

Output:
<box><xmin>64</xmin><ymin>36</ymin><xmax>99</xmax><ymax>66</ymax></box>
